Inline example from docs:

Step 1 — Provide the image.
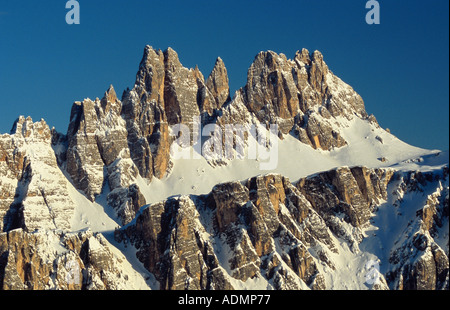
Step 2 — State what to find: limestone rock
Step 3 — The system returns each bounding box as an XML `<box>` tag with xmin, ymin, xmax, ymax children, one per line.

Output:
<box><xmin>65</xmin><ymin>86</ymin><xmax>146</xmax><ymax>224</ymax></box>
<box><xmin>0</xmin><ymin>229</ymin><xmax>149</xmax><ymax>290</ymax></box>
<box><xmin>387</xmin><ymin>168</ymin><xmax>449</xmax><ymax>290</ymax></box>
<box><xmin>116</xmin><ymin>173</ymin><xmax>346</xmax><ymax>290</ymax></box>
<box><xmin>163</xmin><ymin>47</ymin><xmax>201</xmax><ymax>127</ymax></box>
<box><xmin>244</xmin><ymin>51</ymin><xmax>300</xmax><ymax>134</ymax></box>
<box><xmin>66</xmin><ymin>99</ymin><xmax>107</xmax><ymax>201</ymax></box>
<box><xmin>206</xmin><ymin>57</ymin><xmax>231</xmax><ymax>111</ymax></box>
<box><xmin>0</xmin><ymin>116</ymin><xmax>76</xmax><ymax>232</ymax></box>
<box><xmin>117</xmin><ymin>196</ymin><xmax>227</xmax><ymax>290</ymax></box>
<box><xmin>230</xmin><ymin>48</ymin><xmax>369</xmax><ymax>150</ymax></box>
<box><xmin>297</xmin><ymin>166</ymin><xmax>395</xmax><ymax>228</ymax></box>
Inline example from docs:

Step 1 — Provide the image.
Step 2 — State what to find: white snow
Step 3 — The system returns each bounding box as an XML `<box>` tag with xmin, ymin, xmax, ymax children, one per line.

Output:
<box><xmin>68</xmin><ymin>181</ymin><xmax>119</xmax><ymax>233</ymax></box>
<box><xmin>94</xmin><ymin>232</ymin><xmax>155</xmax><ymax>290</ymax></box>
<box><xmin>136</xmin><ymin>118</ymin><xmax>437</xmax><ymax>206</ymax></box>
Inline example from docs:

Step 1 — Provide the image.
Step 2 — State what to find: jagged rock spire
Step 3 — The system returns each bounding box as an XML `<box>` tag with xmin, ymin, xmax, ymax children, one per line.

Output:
<box><xmin>206</xmin><ymin>57</ymin><xmax>231</xmax><ymax>109</ymax></box>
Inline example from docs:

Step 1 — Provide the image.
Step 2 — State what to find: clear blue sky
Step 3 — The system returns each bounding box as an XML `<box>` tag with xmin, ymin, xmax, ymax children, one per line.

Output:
<box><xmin>0</xmin><ymin>0</ymin><xmax>448</xmax><ymax>151</ymax></box>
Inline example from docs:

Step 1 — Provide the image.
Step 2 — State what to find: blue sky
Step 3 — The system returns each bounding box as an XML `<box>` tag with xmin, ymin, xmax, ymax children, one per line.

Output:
<box><xmin>0</xmin><ymin>0</ymin><xmax>448</xmax><ymax>150</ymax></box>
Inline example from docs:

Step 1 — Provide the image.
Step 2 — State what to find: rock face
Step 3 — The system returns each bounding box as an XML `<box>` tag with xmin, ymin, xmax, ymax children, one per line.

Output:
<box><xmin>0</xmin><ymin>228</ymin><xmax>149</xmax><ymax>290</ymax></box>
<box><xmin>386</xmin><ymin>168</ymin><xmax>449</xmax><ymax>290</ymax></box>
<box><xmin>0</xmin><ymin>116</ymin><xmax>76</xmax><ymax>232</ymax></box>
<box><xmin>115</xmin><ymin>168</ymin><xmax>421</xmax><ymax>290</ymax></box>
<box><xmin>239</xmin><ymin>49</ymin><xmax>368</xmax><ymax>149</ymax></box>
<box><xmin>116</xmin><ymin>174</ymin><xmax>335</xmax><ymax>290</ymax></box>
<box><xmin>115</xmin><ymin>165</ymin><xmax>448</xmax><ymax>291</ymax></box>
<box><xmin>198</xmin><ymin>47</ymin><xmax>374</xmax><ymax>157</ymax></box>
<box><xmin>162</xmin><ymin>47</ymin><xmax>201</xmax><ymax>126</ymax></box>
<box><xmin>297</xmin><ymin>166</ymin><xmax>395</xmax><ymax>248</ymax></box>
<box><xmin>65</xmin><ymin>86</ymin><xmax>144</xmax><ymax>224</ymax></box>
<box><xmin>206</xmin><ymin>57</ymin><xmax>231</xmax><ymax>113</ymax></box>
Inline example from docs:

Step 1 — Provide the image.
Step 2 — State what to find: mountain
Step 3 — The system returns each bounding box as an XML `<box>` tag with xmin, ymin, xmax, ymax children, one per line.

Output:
<box><xmin>0</xmin><ymin>46</ymin><xmax>448</xmax><ymax>290</ymax></box>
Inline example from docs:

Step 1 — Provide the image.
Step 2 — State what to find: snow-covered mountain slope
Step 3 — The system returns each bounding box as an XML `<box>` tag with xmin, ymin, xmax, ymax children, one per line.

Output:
<box><xmin>136</xmin><ymin>116</ymin><xmax>436</xmax><ymax>206</ymax></box>
<box><xmin>0</xmin><ymin>46</ymin><xmax>448</xmax><ymax>290</ymax></box>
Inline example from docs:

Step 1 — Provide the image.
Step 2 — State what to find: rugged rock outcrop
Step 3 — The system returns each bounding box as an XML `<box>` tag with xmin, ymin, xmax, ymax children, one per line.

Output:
<box><xmin>206</xmin><ymin>57</ymin><xmax>231</xmax><ymax>112</ymax></box>
<box><xmin>162</xmin><ymin>47</ymin><xmax>201</xmax><ymax>126</ymax></box>
<box><xmin>115</xmin><ymin>166</ymin><xmax>448</xmax><ymax>291</ymax></box>
<box><xmin>0</xmin><ymin>228</ymin><xmax>149</xmax><ymax>290</ymax></box>
<box><xmin>1</xmin><ymin>138</ymin><xmax>448</xmax><ymax>291</ymax></box>
<box><xmin>238</xmin><ymin>48</ymin><xmax>369</xmax><ymax>149</ymax></box>
<box><xmin>116</xmin><ymin>170</ymin><xmax>398</xmax><ymax>290</ymax></box>
<box><xmin>386</xmin><ymin>168</ymin><xmax>449</xmax><ymax>290</ymax></box>
<box><xmin>0</xmin><ymin>116</ymin><xmax>75</xmax><ymax>232</ymax></box>
<box><xmin>297</xmin><ymin>166</ymin><xmax>395</xmax><ymax>246</ymax></box>
<box><xmin>65</xmin><ymin>86</ymin><xmax>145</xmax><ymax>225</ymax></box>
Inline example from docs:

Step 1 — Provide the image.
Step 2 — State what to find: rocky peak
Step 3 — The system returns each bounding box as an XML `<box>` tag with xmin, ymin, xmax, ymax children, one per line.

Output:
<box><xmin>162</xmin><ymin>47</ymin><xmax>200</xmax><ymax>126</ymax></box>
<box><xmin>64</xmin><ymin>86</ymin><xmax>148</xmax><ymax>225</ymax></box>
<box><xmin>294</xmin><ymin>48</ymin><xmax>312</xmax><ymax>66</ymax></box>
<box><xmin>244</xmin><ymin>50</ymin><xmax>300</xmax><ymax>134</ymax></box>
<box><xmin>10</xmin><ymin>116</ymin><xmax>52</xmax><ymax>142</ymax></box>
<box><xmin>66</xmin><ymin>98</ymin><xmax>109</xmax><ymax>201</ymax></box>
<box><xmin>310</xmin><ymin>50</ymin><xmax>327</xmax><ymax>69</ymax></box>
<box><xmin>0</xmin><ymin>228</ymin><xmax>150</xmax><ymax>289</ymax></box>
<box><xmin>163</xmin><ymin>47</ymin><xmax>183</xmax><ymax>71</ymax></box>
<box><xmin>134</xmin><ymin>45</ymin><xmax>165</xmax><ymax>105</ymax></box>
<box><xmin>239</xmin><ymin>47</ymin><xmax>369</xmax><ymax>149</ymax></box>
<box><xmin>130</xmin><ymin>45</ymin><xmax>372</xmax><ymax>154</ymax></box>
<box><xmin>100</xmin><ymin>85</ymin><xmax>120</xmax><ymax>113</ymax></box>
<box><xmin>308</xmin><ymin>50</ymin><xmax>329</xmax><ymax>93</ymax></box>
<box><xmin>206</xmin><ymin>57</ymin><xmax>231</xmax><ymax>110</ymax></box>
<box><xmin>1</xmin><ymin>116</ymin><xmax>76</xmax><ymax>232</ymax></box>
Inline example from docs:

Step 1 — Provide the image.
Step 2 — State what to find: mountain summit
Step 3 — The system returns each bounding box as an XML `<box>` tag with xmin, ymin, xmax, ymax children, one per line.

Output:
<box><xmin>0</xmin><ymin>46</ymin><xmax>448</xmax><ymax>290</ymax></box>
